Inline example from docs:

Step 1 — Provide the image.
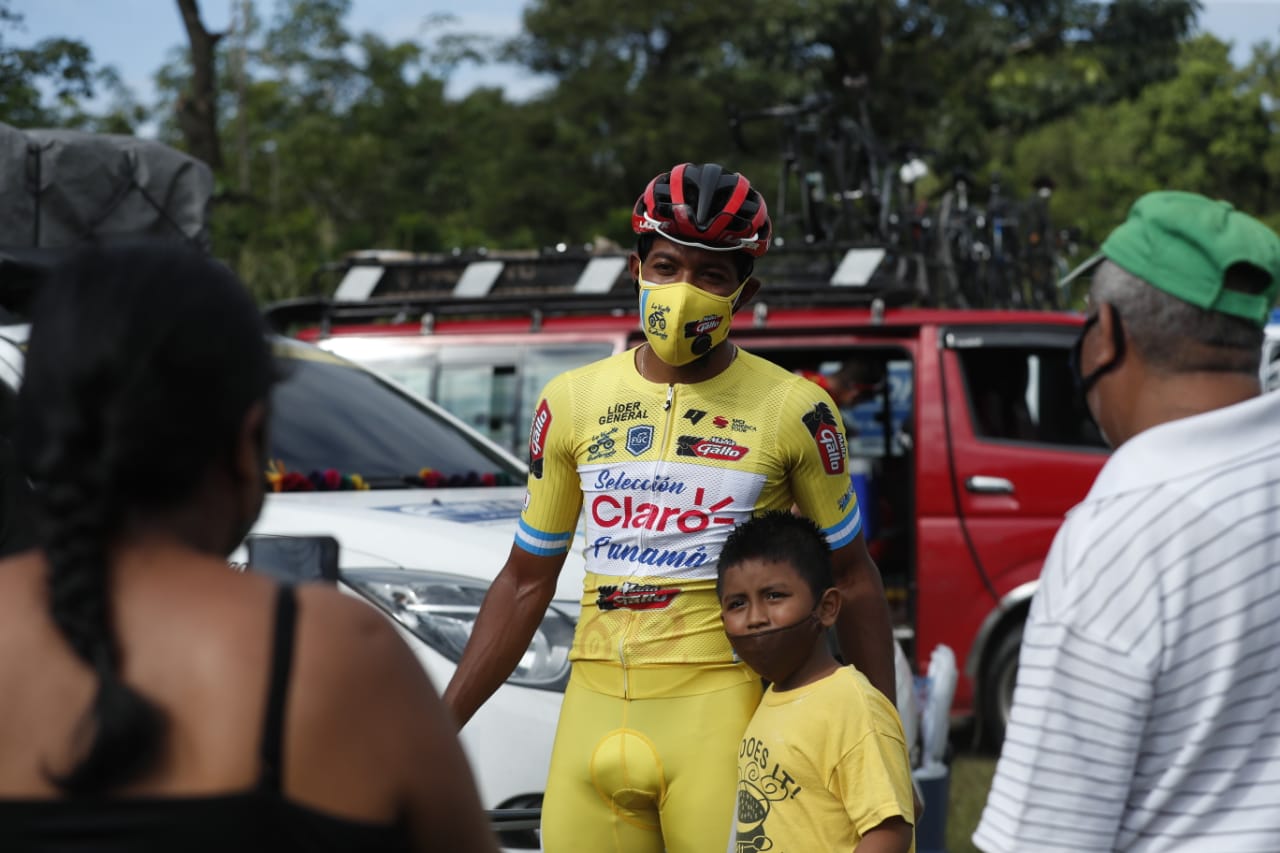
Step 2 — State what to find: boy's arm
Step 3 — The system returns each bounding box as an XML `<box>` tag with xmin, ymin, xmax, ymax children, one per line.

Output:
<box><xmin>837</xmin><ymin>692</ymin><xmax>915</xmax><ymax>853</ymax></box>
<box><xmin>852</xmin><ymin>816</ymin><xmax>913</xmax><ymax>853</ymax></box>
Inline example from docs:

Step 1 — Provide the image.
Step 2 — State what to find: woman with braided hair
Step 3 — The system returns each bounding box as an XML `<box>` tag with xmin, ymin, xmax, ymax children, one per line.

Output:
<box><xmin>0</xmin><ymin>245</ymin><xmax>497</xmax><ymax>852</ymax></box>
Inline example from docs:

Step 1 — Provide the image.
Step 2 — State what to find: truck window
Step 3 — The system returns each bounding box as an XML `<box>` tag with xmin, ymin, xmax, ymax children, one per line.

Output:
<box><xmin>319</xmin><ymin>338</ymin><xmax>615</xmax><ymax>456</ymax></box>
<box><xmin>438</xmin><ymin>363</ymin><xmax>519</xmax><ymax>448</ymax></box>
<box><xmin>958</xmin><ymin>346</ymin><xmax>1105</xmax><ymax>448</ymax></box>
<box><xmin>519</xmin><ymin>342</ymin><xmax>616</xmax><ymax>410</ymax></box>
<box><xmin>756</xmin><ymin>347</ymin><xmax>913</xmax><ymax>460</ymax></box>
<box><xmin>829</xmin><ymin>358</ymin><xmax>913</xmax><ymax>458</ymax></box>
<box><xmin>440</xmin><ymin>342</ymin><xmax>616</xmax><ymax>454</ymax></box>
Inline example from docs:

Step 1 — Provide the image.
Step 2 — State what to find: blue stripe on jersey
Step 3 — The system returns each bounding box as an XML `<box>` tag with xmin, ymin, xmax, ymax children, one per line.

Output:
<box><xmin>514</xmin><ymin>518</ymin><xmax>573</xmax><ymax>556</ymax></box>
<box><xmin>824</xmin><ymin>504</ymin><xmax>862</xmax><ymax>550</ymax></box>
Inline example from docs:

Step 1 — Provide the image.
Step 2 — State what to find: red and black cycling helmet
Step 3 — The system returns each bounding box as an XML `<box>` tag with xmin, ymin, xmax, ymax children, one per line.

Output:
<box><xmin>632</xmin><ymin>163</ymin><xmax>772</xmax><ymax>258</ymax></box>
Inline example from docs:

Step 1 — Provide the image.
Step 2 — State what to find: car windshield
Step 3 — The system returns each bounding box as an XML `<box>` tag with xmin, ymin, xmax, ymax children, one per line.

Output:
<box><xmin>268</xmin><ymin>340</ymin><xmax>524</xmax><ymax>489</ymax></box>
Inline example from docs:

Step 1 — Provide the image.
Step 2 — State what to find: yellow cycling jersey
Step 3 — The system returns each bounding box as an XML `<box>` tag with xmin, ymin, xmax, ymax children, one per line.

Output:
<box><xmin>516</xmin><ymin>346</ymin><xmax>861</xmax><ymax>678</ymax></box>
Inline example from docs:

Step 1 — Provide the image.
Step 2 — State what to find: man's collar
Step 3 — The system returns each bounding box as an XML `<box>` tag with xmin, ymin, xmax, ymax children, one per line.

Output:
<box><xmin>1085</xmin><ymin>392</ymin><xmax>1280</xmax><ymax>502</ymax></box>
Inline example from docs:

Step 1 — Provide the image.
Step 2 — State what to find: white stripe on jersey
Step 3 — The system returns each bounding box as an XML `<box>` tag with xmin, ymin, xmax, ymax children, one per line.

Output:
<box><xmin>825</xmin><ymin>502</ymin><xmax>862</xmax><ymax>549</ymax></box>
<box><xmin>577</xmin><ymin>460</ymin><xmax>766</xmax><ymax>579</ymax></box>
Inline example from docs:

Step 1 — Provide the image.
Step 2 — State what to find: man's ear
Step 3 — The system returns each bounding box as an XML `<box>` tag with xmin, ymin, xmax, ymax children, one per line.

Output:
<box><xmin>1087</xmin><ymin>301</ymin><xmax>1122</xmax><ymax>371</ymax></box>
<box><xmin>627</xmin><ymin>252</ymin><xmax>643</xmax><ymax>288</ymax></box>
<box><xmin>734</xmin><ymin>276</ymin><xmax>762</xmax><ymax>312</ymax></box>
<box><xmin>817</xmin><ymin>585</ymin><xmax>841</xmax><ymax>628</ymax></box>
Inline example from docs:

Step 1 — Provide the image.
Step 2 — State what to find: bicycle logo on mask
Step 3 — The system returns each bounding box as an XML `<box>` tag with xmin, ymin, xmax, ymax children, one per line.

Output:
<box><xmin>647</xmin><ymin>305</ymin><xmax>668</xmax><ymax>332</ymax></box>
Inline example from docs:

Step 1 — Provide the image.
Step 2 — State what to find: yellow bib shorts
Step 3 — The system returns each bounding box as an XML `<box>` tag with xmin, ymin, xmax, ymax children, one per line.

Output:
<box><xmin>540</xmin><ymin>662</ymin><xmax>763</xmax><ymax>853</ymax></box>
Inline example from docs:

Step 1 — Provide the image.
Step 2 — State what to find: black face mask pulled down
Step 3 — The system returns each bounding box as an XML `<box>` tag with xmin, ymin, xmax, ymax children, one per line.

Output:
<box><xmin>1069</xmin><ymin>307</ymin><xmax>1127</xmax><ymax>396</ymax></box>
<box><xmin>726</xmin><ymin>612</ymin><xmax>823</xmax><ymax>686</ymax></box>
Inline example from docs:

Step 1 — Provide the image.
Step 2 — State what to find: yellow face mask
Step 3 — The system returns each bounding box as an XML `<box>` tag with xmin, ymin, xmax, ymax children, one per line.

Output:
<box><xmin>638</xmin><ymin>264</ymin><xmax>746</xmax><ymax>367</ymax></box>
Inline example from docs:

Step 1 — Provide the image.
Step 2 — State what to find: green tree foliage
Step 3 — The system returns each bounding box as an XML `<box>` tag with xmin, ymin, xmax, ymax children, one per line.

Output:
<box><xmin>1001</xmin><ymin>35</ymin><xmax>1280</xmax><ymax>242</ymax></box>
<box><xmin>9</xmin><ymin>0</ymin><xmax>1277</xmax><ymax>305</ymax></box>
<box><xmin>507</xmin><ymin>0</ymin><xmax>795</xmax><ymax>243</ymax></box>
<box><xmin>0</xmin><ymin>0</ymin><xmax>140</xmax><ymax>131</ymax></box>
<box><xmin>509</xmin><ymin>1</ymin><xmax>1200</xmax><ymax>180</ymax></box>
<box><xmin>174</xmin><ymin>0</ymin><xmax>523</xmax><ymax>300</ymax></box>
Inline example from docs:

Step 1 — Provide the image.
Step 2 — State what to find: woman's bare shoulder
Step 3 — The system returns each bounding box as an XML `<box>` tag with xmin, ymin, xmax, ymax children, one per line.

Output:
<box><xmin>282</xmin><ymin>583</ymin><xmax>450</xmax><ymax>818</ymax></box>
<box><xmin>293</xmin><ymin>585</ymin><xmax>409</xmax><ymax>655</ymax></box>
<box><xmin>290</xmin><ymin>584</ymin><xmax>438</xmax><ymax>705</ymax></box>
<box><xmin>0</xmin><ymin>550</ymin><xmax>43</xmax><ymax>587</ymax></box>
<box><xmin>0</xmin><ymin>551</ymin><xmax>54</xmax><ymax>631</ymax></box>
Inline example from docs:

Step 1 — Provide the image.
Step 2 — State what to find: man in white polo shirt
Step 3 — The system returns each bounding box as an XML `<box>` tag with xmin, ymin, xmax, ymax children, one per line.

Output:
<box><xmin>974</xmin><ymin>191</ymin><xmax>1280</xmax><ymax>852</ymax></box>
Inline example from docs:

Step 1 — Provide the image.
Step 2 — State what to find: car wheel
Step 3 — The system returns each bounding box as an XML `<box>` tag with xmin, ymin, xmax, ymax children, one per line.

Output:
<box><xmin>980</xmin><ymin>621</ymin><xmax>1023</xmax><ymax>751</ymax></box>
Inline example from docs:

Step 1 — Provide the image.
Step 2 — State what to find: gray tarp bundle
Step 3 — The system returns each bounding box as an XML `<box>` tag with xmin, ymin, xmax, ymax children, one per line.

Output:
<box><xmin>0</xmin><ymin>121</ymin><xmax>213</xmax><ymax>250</ymax></box>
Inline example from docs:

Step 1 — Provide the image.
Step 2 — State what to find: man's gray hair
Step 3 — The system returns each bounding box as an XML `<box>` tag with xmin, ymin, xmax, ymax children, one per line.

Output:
<box><xmin>1090</xmin><ymin>260</ymin><xmax>1264</xmax><ymax>375</ymax></box>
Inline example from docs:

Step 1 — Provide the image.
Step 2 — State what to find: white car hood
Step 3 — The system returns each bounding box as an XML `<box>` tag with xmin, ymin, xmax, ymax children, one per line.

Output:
<box><xmin>251</xmin><ymin>487</ymin><xmax>587</xmax><ymax>604</ymax></box>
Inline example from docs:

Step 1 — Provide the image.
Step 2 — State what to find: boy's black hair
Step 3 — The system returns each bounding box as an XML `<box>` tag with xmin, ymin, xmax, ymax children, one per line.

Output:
<box><xmin>716</xmin><ymin>510</ymin><xmax>834</xmax><ymax>601</ymax></box>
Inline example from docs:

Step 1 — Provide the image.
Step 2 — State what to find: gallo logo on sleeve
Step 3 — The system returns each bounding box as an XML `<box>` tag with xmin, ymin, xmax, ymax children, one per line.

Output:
<box><xmin>802</xmin><ymin>402</ymin><xmax>847</xmax><ymax>476</ymax></box>
<box><xmin>529</xmin><ymin>399</ymin><xmax>552</xmax><ymax>478</ymax></box>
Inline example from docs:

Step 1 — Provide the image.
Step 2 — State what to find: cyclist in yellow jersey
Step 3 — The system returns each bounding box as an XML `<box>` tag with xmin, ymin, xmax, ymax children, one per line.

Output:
<box><xmin>444</xmin><ymin>163</ymin><xmax>896</xmax><ymax>853</ymax></box>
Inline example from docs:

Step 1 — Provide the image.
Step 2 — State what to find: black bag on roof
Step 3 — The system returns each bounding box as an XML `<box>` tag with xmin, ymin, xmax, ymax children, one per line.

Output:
<box><xmin>0</xmin><ymin>121</ymin><xmax>213</xmax><ymax>251</ymax></box>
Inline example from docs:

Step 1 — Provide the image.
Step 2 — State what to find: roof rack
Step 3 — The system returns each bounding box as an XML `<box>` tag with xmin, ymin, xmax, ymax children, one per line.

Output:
<box><xmin>266</xmin><ymin>242</ymin><xmax>926</xmax><ymax>333</ymax></box>
<box><xmin>264</xmin><ymin>283</ymin><xmax>920</xmax><ymax>335</ymax></box>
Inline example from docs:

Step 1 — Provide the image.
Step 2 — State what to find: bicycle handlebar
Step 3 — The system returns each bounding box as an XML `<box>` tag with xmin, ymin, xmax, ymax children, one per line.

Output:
<box><xmin>729</xmin><ymin>97</ymin><xmax>828</xmax><ymax>154</ymax></box>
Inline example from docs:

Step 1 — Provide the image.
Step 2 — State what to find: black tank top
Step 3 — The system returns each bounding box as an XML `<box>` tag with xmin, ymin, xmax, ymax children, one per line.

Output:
<box><xmin>0</xmin><ymin>586</ymin><xmax>413</xmax><ymax>852</ymax></box>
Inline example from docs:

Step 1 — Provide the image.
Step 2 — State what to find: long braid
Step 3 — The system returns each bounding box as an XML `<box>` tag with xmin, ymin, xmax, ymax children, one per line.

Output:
<box><xmin>33</xmin><ymin>368</ymin><xmax>165</xmax><ymax>794</ymax></box>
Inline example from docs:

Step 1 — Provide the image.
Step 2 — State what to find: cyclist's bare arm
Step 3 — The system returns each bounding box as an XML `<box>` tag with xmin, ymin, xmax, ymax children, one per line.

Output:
<box><xmin>443</xmin><ymin>544</ymin><xmax>567</xmax><ymax>727</ymax></box>
<box><xmin>832</xmin><ymin>534</ymin><xmax>896</xmax><ymax>705</ymax></box>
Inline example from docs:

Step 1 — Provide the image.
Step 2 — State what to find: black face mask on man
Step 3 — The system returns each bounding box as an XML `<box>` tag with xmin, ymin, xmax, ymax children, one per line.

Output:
<box><xmin>1070</xmin><ymin>304</ymin><xmax>1127</xmax><ymax>395</ymax></box>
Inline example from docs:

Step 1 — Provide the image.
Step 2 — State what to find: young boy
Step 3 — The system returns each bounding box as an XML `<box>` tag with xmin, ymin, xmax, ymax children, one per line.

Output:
<box><xmin>718</xmin><ymin>511</ymin><xmax>915</xmax><ymax>853</ymax></box>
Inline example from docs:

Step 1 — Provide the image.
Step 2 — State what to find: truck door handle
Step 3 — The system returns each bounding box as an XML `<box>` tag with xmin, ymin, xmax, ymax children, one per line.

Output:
<box><xmin>965</xmin><ymin>475</ymin><xmax>1015</xmax><ymax>495</ymax></box>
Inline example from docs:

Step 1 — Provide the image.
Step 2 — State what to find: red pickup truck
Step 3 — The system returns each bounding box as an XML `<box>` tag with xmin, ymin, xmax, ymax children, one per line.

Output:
<box><xmin>272</xmin><ymin>253</ymin><xmax>1108</xmax><ymax>742</ymax></box>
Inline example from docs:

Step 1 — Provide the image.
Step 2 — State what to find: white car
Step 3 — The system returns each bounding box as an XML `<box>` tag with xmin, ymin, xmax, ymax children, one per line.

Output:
<box><xmin>0</xmin><ymin>327</ymin><xmax>581</xmax><ymax>850</ymax></box>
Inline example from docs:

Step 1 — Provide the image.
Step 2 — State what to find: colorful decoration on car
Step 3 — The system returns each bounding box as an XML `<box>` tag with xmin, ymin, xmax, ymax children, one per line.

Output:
<box><xmin>265</xmin><ymin>461</ymin><xmax>520</xmax><ymax>491</ymax></box>
<box><xmin>266</xmin><ymin>460</ymin><xmax>369</xmax><ymax>493</ymax></box>
<box><xmin>416</xmin><ymin>467</ymin><xmax>520</xmax><ymax>488</ymax></box>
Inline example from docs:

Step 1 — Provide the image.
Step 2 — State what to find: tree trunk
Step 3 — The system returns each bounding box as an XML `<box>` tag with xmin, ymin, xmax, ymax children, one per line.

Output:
<box><xmin>175</xmin><ymin>0</ymin><xmax>224</xmax><ymax>170</ymax></box>
<box><xmin>232</xmin><ymin>0</ymin><xmax>252</xmax><ymax>192</ymax></box>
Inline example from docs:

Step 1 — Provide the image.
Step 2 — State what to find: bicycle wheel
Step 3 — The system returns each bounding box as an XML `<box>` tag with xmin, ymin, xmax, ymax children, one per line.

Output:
<box><xmin>933</xmin><ymin>194</ymin><xmax>966</xmax><ymax>308</ymax></box>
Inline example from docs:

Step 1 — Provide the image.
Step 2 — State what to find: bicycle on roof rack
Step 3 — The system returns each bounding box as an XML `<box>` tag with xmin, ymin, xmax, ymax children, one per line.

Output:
<box><xmin>933</xmin><ymin>170</ymin><xmax>980</xmax><ymax>308</ymax></box>
<box><xmin>729</xmin><ymin>87</ymin><xmax>894</xmax><ymax>248</ymax></box>
<box><xmin>729</xmin><ymin>82</ymin><xmax>937</xmax><ymax>307</ymax></box>
<box><xmin>983</xmin><ymin>173</ymin><xmax>1023</xmax><ymax>309</ymax></box>
<box><xmin>261</xmin><ymin>272</ymin><xmax>924</xmax><ymax>338</ymax></box>
<box><xmin>1021</xmin><ymin>176</ymin><xmax>1068</xmax><ymax>311</ymax></box>
<box><xmin>932</xmin><ymin>171</ymin><xmax>1079</xmax><ymax>311</ymax></box>
<box><xmin>730</xmin><ymin>93</ymin><xmax>843</xmax><ymax>247</ymax></box>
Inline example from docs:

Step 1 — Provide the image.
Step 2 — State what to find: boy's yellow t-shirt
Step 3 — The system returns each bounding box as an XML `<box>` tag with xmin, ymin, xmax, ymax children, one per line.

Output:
<box><xmin>735</xmin><ymin>665</ymin><xmax>916</xmax><ymax>852</ymax></box>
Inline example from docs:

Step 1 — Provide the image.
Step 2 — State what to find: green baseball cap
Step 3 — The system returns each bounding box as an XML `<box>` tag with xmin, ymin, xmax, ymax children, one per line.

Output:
<box><xmin>1059</xmin><ymin>191</ymin><xmax>1280</xmax><ymax>327</ymax></box>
